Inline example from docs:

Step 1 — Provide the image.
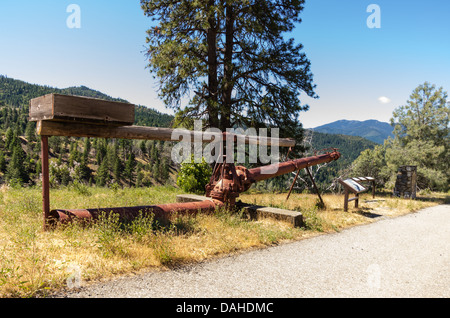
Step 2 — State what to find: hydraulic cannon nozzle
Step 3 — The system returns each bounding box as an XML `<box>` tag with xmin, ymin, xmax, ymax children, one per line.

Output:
<box><xmin>205</xmin><ymin>149</ymin><xmax>341</xmax><ymax>206</ymax></box>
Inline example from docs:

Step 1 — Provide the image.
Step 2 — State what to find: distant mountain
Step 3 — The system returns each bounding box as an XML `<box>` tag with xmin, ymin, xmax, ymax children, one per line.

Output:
<box><xmin>312</xmin><ymin>119</ymin><xmax>394</xmax><ymax>144</ymax></box>
<box><xmin>304</xmin><ymin>130</ymin><xmax>378</xmax><ymax>188</ymax></box>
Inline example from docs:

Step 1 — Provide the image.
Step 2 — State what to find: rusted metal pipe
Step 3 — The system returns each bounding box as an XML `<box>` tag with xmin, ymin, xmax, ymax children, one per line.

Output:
<box><xmin>49</xmin><ymin>199</ymin><xmax>223</xmax><ymax>224</ymax></box>
<box><xmin>48</xmin><ymin>150</ymin><xmax>340</xmax><ymax>225</ymax></box>
<box><xmin>248</xmin><ymin>150</ymin><xmax>341</xmax><ymax>182</ymax></box>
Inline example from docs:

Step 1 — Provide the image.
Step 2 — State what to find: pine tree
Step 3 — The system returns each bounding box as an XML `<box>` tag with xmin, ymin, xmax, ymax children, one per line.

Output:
<box><xmin>83</xmin><ymin>137</ymin><xmax>91</xmax><ymax>162</ymax></box>
<box><xmin>96</xmin><ymin>138</ymin><xmax>107</xmax><ymax>165</ymax></box>
<box><xmin>389</xmin><ymin>82</ymin><xmax>449</xmax><ymax>190</ymax></box>
<box><xmin>75</xmin><ymin>157</ymin><xmax>92</xmax><ymax>183</ymax></box>
<box><xmin>139</xmin><ymin>140</ymin><xmax>146</xmax><ymax>155</ymax></box>
<box><xmin>391</xmin><ymin>82</ymin><xmax>449</xmax><ymax>148</ymax></box>
<box><xmin>25</xmin><ymin>122</ymin><xmax>36</xmax><ymax>142</ymax></box>
<box><xmin>124</xmin><ymin>153</ymin><xmax>136</xmax><ymax>186</ymax></box>
<box><xmin>96</xmin><ymin>158</ymin><xmax>110</xmax><ymax>187</ymax></box>
<box><xmin>160</xmin><ymin>158</ymin><xmax>169</xmax><ymax>181</ymax></box>
<box><xmin>0</xmin><ymin>150</ymin><xmax>5</xmax><ymax>173</ymax></box>
<box><xmin>5</xmin><ymin>127</ymin><xmax>14</xmax><ymax>151</ymax></box>
<box><xmin>113</xmin><ymin>156</ymin><xmax>123</xmax><ymax>183</ymax></box>
<box><xmin>5</xmin><ymin>143</ymin><xmax>28</xmax><ymax>184</ymax></box>
<box><xmin>142</xmin><ymin>0</ymin><xmax>315</xmax><ymax>146</ymax></box>
<box><xmin>151</xmin><ymin>162</ymin><xmax>160</xmax><ymax>182</ymax></box>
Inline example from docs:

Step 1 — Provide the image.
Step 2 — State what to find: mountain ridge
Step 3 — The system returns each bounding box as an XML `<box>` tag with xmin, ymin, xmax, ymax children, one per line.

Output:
<box><xmin>312</xmin><ymin>119</ymin><xmax>394</xmax><ymax>144</ymax></box>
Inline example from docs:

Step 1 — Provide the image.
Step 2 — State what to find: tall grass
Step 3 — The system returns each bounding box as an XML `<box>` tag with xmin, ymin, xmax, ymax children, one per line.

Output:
<box><xmin>0</xmin><ymin>185</ymin><xmax>445</xmax><ymax>297</ymax></box>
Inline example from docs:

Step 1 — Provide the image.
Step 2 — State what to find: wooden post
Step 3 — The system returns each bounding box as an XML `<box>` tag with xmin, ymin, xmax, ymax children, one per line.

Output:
<box><xmin>344</xmin><ymin>189</ymin><xmax>349</xmax><ymax>212</ymax></box>
<box><xmin>41</xmin><ymin>135</ymin><xmax>50</xmax><ymax>231</ymax></box>
<box><xmin>372</xmin><ymin>180</ymin><xmax>375</xmax><ymax>198</ymax></box>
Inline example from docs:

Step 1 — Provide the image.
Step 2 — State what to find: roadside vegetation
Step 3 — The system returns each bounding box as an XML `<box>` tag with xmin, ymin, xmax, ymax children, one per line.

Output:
<box><xmin>0</xmin><ymin>184</ymin><xmax>447</xmax><ymax>297</ymax></box>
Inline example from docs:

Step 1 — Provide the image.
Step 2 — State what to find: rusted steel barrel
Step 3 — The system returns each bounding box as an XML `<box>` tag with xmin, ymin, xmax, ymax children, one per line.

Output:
<box><xmin>48</xmin><ymin>151</ymin><xmax>340</xmax><ymax>225</ymax></box>
<box><xmin>49</xmin><ymin>199</ymin><xmax>223</xmax><ymax>224</ymax></box>
<box><xmin>248</xmin><ymin>150</ymin><xmax>341</xmax><ymax>182</ymax></box>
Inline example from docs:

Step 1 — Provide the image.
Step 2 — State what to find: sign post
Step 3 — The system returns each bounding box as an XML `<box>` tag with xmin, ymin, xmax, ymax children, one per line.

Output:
<box><xmin>338</xmin><ymin>179</ymin><xmax>367</xmax><ymax>212</ymax></box>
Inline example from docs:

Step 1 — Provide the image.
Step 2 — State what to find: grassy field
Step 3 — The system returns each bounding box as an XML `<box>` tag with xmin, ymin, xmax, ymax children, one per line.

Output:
<box><xmin>0</xmin><ymin>184</ymin><xmax>447</xmax><ymax>297</ymax></box>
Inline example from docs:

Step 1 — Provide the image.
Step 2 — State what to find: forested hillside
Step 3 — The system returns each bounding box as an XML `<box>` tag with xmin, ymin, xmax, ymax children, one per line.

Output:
<box><xmin>0</xmin><ymin>75</ymin><xmax>379</xmax><ymax>193</ymax></box>
<box><xmin>251</xmin><ymin>129</ymin><xmax>377</xmax><ymax>193</ymax></box>
<box><xmin>299</xmin><ymin>130</ymin><xmax>377</xmax><ymax>191</ymax></box>
<box><xmin>313</xmin><ymin>119</ymin><xmax>394</xmax><ymax>144</ymax></box>
<box><xmin>0</xmin><ymin>75</ymin><xmax>175</xmax><ymax>188</ymax></box>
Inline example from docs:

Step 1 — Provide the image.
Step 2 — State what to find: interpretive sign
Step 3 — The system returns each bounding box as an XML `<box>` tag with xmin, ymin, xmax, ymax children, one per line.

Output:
<box><xmin>340</xmin><ymin>179</ymin><xmax>367</xmax><ymax>194</ymax></box>
<box><xmin>338</xmin><ymin>178</ymin><xmax>369</xmax><ymax>212</ymax></box>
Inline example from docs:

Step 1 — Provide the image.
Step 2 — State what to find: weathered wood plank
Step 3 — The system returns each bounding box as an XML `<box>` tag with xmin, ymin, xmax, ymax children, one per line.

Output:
<box><xmin>29</xmin><ymin>93</ymin><xmax>135</xmax><ymax>125</ymax></box>
<box><xmin>36</xmin><ymin>120</ymin><xmax>296</xmax><ymax>147</ymax></box>
<box><xmin>176</xmin><ymin>194</ymin><xmax>304</xmax><ymax>227</ymax></box>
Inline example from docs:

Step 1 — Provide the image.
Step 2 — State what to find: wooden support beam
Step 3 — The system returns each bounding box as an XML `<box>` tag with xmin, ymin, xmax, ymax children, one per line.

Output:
<box><xmin>36</xmin><ymin>120</ymin><xmax>296</xmax><ymax>147</ymax></box>
<box><xmin>41</xmin><ymin>135</ymin><xmax>50</xmax><ymax>231</ymax></box>
<box><xmin>344</xmin><ymin>189</ymin><xmax>349</xmax><ymax>212</ymax></box>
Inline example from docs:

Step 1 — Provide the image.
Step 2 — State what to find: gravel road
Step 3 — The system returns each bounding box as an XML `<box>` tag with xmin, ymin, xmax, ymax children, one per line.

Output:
<box><xmin>53</xmin><ymin>204</ymin><xmax>450</xmax><ymax>298</ymax></box>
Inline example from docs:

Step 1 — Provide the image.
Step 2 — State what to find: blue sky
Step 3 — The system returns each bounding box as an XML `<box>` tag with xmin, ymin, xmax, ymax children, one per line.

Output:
<box><xmin>0</xmin><ymin>0</ymin><xmax>449</xmax><ymax>128</ymax></box>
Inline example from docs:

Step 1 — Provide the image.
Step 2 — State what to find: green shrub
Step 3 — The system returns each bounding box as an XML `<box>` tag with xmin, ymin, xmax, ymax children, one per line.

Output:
<box><xmin>176</xmin><ymin>155</ymin><xmax>212</xmax><ymax>194</ymax></box>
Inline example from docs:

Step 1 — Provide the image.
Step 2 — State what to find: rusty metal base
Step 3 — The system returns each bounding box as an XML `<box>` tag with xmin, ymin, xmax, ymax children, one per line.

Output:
<box><xmin>49</xmin><ymin>199</ymin><xmax>224</xmax><ymax>225</ymax></box>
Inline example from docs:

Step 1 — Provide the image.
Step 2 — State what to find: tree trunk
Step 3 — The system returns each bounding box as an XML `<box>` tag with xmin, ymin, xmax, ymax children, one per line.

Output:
<box><xmin>220</xmin><ymin>2</ymin><xmax>235</xmax><ymax>131</ymax></box>
<box><xmin>207</xmin><ymin>3</ymin><xmax>219</xmax><ymax>129</ymax></box>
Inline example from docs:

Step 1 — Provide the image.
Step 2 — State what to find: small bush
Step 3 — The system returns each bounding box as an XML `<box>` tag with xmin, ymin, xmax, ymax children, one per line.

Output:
<box><xmin>176</xmin><ymin>155</ymin><xmax>212</xmax><ymax>194</ymax></box>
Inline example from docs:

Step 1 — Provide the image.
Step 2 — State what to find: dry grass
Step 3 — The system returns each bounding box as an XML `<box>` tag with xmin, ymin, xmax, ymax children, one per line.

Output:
<box><xmin>241</xmin><ymin>190</ymin><xmax>447</xmax><ymax>232</ymax></box>
<box><xmin>0</xmin><ymin>185</ymin><xmax>447</xmax><ymax>297</ymax></box>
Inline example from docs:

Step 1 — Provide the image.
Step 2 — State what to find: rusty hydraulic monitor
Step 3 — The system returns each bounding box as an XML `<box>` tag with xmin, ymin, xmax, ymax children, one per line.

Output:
<box><xmin>29</xmin><ymin>94</ymin><xmax>341</xmax><ymax>227</ymax></box>
<box><xmin>50</xmin><ymin>147</ymin><xmax>340</xmax><ymax>224</ymax></box>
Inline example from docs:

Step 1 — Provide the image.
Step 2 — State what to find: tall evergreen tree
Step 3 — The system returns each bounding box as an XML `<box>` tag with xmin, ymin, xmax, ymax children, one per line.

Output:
<box><xmin>75</xmin><ymin>157</ymin><xmax>92</xmax><ymax>183</ymax></box>
<box><xmin>5</xmin><ymin>143</ymin><xmax>29</xmax><ymax>184</ymax></box>
<box><xmin>113</xmin><ymin>156</ymin><xmax>123</xmax><ymax>183</ymax></box>
<box><xmin>4</xmin><ymin>127</ymin><xmax>14</xmax><ymax>151</ymax></box>
<box><xmin>141</xmin><ymin>0</ymin><xmax>316</xmax><ymax>147</ymax></box>
<box><xmin>0</xmin><ymin>150</ymin><xmax>6</xmax><ymax>173</ymax></box>
<box><xmin>388</xmin><ymin>82</ymin><xmax>449</xmax><ymax>190</ymax></box>
<box><xmin>96</xmin><ymin>158</ymin><xmax>110</xmax><ymax>187</ymax></box>
<box><xmin>83</xmin><ymin>137</ymin><xmax>91</xmax><ymax>161</ymax></box>
<box><xmin>391</xmin><ymin>82</ymin><xmax>449</xmax><ymax>149</ymax></box>
<box><xmin>124</xmin><ymin>153</ymin><xmax>136</xmax><ymax>186</ymax></box>
<box><xmin>353</xmin><ymin>82</ymin><xmax>449</xmax><ymax>191</ymax></box>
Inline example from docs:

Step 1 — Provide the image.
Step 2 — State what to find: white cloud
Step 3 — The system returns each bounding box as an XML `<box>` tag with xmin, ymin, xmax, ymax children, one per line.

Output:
<box><xmin>378</xmin><ymin>96</ymin><xmax>391</xmax><ymax>104</ymax></box>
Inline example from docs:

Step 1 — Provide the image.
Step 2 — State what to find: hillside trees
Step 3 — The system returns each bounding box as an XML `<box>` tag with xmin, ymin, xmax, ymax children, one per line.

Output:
<box><xmin>352</xmin><ymin>82</ymin><xmax>449</xmax><ymax>191</ymax></box>
<box><xmin>141</xmin><ymin>0</ymin><xmax>316</xmax><ymax>151</ymax></box>
<box><xmin>0</xmin><ymin>76</ymin><xmax>176</xmax><ymax>188</ymax></box>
